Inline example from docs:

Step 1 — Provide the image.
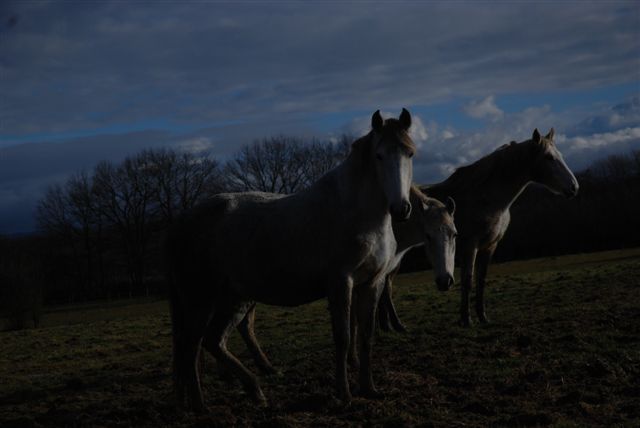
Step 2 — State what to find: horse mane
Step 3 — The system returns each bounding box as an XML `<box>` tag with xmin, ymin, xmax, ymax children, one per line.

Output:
<box><xmin>410</xmin><ymin>183</ymin><xmax>429</xmax><ymax>204</ymax></box>
<box><xmin>430</xmin><ymin>137</ymin><xmax>551</xmax><ymax>195</ymax></box>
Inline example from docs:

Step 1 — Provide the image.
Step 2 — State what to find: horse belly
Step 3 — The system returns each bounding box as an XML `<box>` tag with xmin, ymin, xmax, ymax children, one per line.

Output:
<box><xmin>479</xmin><ymin>213</ymin><xmax>510</xmax><ymax>250</ymax></box>
<box><xmin>246</xmin><ymin>272</ymin><xmax>327</xmax><ymax>307</ymax></box>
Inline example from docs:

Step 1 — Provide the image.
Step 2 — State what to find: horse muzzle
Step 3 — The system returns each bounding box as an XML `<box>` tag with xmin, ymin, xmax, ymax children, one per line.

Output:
<box><xmin>436</xmin><ymin>273</ymin><xmax>454</xmax><ymax>291</ymax></box>
<box><xmin>390</xmin><ymin>200</ymin><xmax>411</xmax><ymax>222</ymax></box>
<box><xmin>564</xmin><ymin>182</ymin><xmax>579</xmax><ymax>198</ymax></box>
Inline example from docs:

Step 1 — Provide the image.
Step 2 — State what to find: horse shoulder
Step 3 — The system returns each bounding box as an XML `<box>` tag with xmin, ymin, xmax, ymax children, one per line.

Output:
<box><xmin>351</xmin><ymin>219</ymin><xmax>396</xmax><ymax>285</ymax></box>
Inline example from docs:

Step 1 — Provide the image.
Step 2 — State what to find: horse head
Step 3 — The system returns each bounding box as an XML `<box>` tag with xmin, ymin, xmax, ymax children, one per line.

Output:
<box><xmin>359</xmin><ymin>108</ymin><xmax>415</xmax><ymax>221</ymax></box>
<box><xmin>529</xmin><ymin>128</ymin><xmax>579</xmax><ymax>198</ymax></box>
<box><xmin>420</xmin><ymin>196</ymin><xmax>457</xmax><ymax>291</ymax></box>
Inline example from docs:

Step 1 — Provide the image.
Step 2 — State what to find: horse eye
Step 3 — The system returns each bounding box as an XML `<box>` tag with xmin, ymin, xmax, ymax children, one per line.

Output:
<box><xmin>408</xmin><ymin>151</ymin><xmax>414</xmax><ymax>158</ymax></box>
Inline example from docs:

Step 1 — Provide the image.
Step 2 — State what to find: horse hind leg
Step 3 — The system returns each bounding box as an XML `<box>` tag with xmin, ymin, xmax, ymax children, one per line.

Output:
<box><xmin>475</xmin><ymin>246</ymin><xmax>496</xmax><ymax>324</ymax></box>
<box><xmin>458</xmin><ymin>244</ymin><xmax>478</xmax><ymax>328</ymax></box>
<box><xmin>204</xmin><ymin>302</ymin><xmax>266</xmax><ymax>404</ymax></box>
<box><xmin>237</xmin><ymin>304</ymin><xmax>278</xmax><ymax>375</ymax></box>
<box><xmin>174</xmin><ymin>304</ymin><xmax>210</xmax><ymax>413</ymax></box>
<box><xmin>183</xmin><ymin>332</ymin><xmax>206</xmax><ymax>412</ymax></box>
<box><xmin>170</xmin><ymin>288</ymin><xmax>209</xmax><ymax>412</ymax></box>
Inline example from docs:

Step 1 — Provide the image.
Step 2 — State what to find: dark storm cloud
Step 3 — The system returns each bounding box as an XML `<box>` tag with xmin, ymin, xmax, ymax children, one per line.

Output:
<box><xmin>1</xmin><ymin>1</ymin><xmax>638</xmax><ymax>136</ymax></box>
<box><xmin>1</xmin><ymin>1</ymin><xmax>639</xmax><ymax>233</ymax></box>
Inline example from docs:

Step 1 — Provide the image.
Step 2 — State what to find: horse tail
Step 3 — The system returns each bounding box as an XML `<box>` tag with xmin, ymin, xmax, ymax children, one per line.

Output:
<box><xmin>165</xmin><ymin>226</ymin><xmax>186</xmax><ymax>404</ymax></box>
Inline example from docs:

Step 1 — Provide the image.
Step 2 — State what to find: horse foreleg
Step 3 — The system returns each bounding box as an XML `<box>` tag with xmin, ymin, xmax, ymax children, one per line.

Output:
<box><xmin>204</xmin><ymin>302</ymin><xmax>266</xmax><ymax>404</ymax></box>
<box><xmin>355</xmin><ymin>279</ymin><xmax>384</xmax><ymax>398</ymax></box>
<box><xmin>348</xmin><ymin>294</ymin><xmax>360</xmax><ymax>369</ymax></box>
<box><xmin>459</xmin><ymin>243</ymin><xmax>477</xmax><ymax>328</ymax></box>
<box><xmin>383</xmin><ymin>269</ymin><xmax>407</xmax><ymax>333</ymax></box>
<box><xmin>475</xmin><ymin>246</ymin><xmax>496</xmax><ymax>324</ymax></box>
<box><xmin>377</xmin><ymin>279</ymin><xmax>392</xmax><ymax>332</ymax></box>
<box><xmin>327</xmin><ymin>277</ymin><xmax>354</xmax><ymax>403</ymax></box>
<box><xmin>237</xmin><ymin>303</ymin><xmax>277</xmax><ymax>375</ymax></box>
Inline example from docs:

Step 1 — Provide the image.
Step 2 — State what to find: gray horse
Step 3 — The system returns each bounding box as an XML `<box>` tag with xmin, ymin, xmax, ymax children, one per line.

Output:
<box><xmin>378</xmin><ymin>128</ymin><xmax>579</xmax><ymax>328</ymax></box>
<box><xmin>210</xmin><ymin>185</ymin><xmax>458</xmax><ymax>377</ymax></box>
<box><xmin>167</xmin><ymin>109</ymin><xmax>415</xmax><ymax>410</ymax></box>
<box><xmin>349</xmin><ymin>185</ymin><xmax>457</xmax><ymax>366</ymax></box>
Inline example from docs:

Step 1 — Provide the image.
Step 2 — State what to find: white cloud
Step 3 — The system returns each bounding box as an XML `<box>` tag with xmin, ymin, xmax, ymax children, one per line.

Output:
<box><xmin>178</xmin><ymin>137</ymin><xmax>215</xmax><ymax>154</ymax></box>
<box><xmin>463</xmin><ymin>95</ymin><xmax>504</xmax><ymax>122</ymax></box>
<box><xmin>409</xmin><ymin>115</ymin><xmax>429</xmax><ymax>147</ymax></box>
<box><xmin>560</xmin><ymin>127</ymin><xmax>640</xmax><ymax>150</ymax></box>
<box><xmin>441</xmin><ymin>130</ymin><xmax>455</xmax><ymax>140</ymax></box>
<box><xmin>413</xmin><ymin>101</ymin><xmax>640</xmax><ymax>184</ymax></box>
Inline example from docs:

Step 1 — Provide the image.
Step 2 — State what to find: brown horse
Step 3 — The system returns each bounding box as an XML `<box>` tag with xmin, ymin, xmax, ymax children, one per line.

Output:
<box><xmin>166</xmin><ymin>109</ymin><xmax>415</xmax><ymax>410</ymax></box>
<box><xmin>378</xmin><ymin>128</ymin><xmax>579</xmax><ymax>328</ymax></box>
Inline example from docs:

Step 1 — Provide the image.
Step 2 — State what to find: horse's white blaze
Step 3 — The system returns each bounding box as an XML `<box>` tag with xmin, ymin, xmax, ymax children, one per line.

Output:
<box><xmin>379</xmin><ymin>150</ymin><xmax>413</xmax><ymax>217</ymax></box>
<box><xmin>427</xmin><ymin>224</ymin><xmax>456</xmax><ymax>281</ymax></box>
<box><xmin>543</xmin><ymin>145</ymin><xmax>579</xmax><ymax>196</ymax></box>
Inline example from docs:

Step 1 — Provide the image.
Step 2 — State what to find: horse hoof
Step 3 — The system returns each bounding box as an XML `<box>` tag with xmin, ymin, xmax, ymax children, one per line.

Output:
<box><xmin>478</xmin><ymin>316</ymin><xmax>490</xmax><ymax>325</ymax></box>
<box><xmin>357</xmin><ymin>387</ymin><xmax>385</xmax><ymax>400</ymax></box>
<box><xmin>348</xmin><ymin>357</ymin><xmax>360</xmax><ymax>370</ymax></box>
<box><xmin>458</xmin><ymin>318</ymin><xmax>473</xmax><ymax>328</ymax></box>
<box><xmin>190</xmin><ymin>400</ymin><xmax>206</xmax><ymax>414</ymax></box>
<box><xmin>250</xmin><ymin>388</ymin><xmax>268</xmax><ymax>405</ymax></box>
<box><xmin>336</xmin><ymin>390</ymin><xmax>352</xmax><ymax>405</ymax></box>
<box><xmin>259</xmin><ymin>365</ymin><xmax>279</xmax><ymax>376</ymax></box>
<box><xmin>393</xmin><ymin>323</ymin><xmax>408</xmax><ymax>333</ymax></box>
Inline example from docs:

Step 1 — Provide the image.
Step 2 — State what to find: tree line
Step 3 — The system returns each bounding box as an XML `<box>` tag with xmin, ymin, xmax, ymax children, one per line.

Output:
<box><xmin>0</xmin><ymin>136</ymin><xmax>350</xmax><ymax>328</ymax></box>
<box><xmin>1</xmin><ymin>139</ymin><xmax>638</xmax><ymax>329</ymax></box>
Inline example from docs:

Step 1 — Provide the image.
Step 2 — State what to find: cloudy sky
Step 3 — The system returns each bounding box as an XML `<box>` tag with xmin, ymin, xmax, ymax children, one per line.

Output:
<box><xmin>1</xmin><ymin>1</ymin><xmax>639</xmax><ymax>233</ymax></box>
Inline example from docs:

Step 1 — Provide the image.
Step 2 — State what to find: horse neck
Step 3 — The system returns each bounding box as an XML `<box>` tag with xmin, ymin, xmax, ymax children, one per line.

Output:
<box><xmin>337</xmin><ymin>149</ymin><xmax>390</xmax><ymax>225</ymax></box>
<box><xmin>432</xmin><ymin>147</ymin><xmax>534</xmax><ymax>212</ymax></box>
<box><xmin>392</xmin><ymin>193</ymin><xmax>426</xmax><ymax>252</ymax></box>
<box><xmin>482</xmin><ymin>152</ymin><xmax>534</xmax><ymax>211</ymax></box>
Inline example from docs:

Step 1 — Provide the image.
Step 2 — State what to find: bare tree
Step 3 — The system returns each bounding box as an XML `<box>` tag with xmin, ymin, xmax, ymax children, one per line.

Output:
<box><xmin>301</xmin><ymin>135</ymin><xmax>351</xmax><ymax>187</ymax></box>
<box><xmin>36</xmin><ymin>184</ymin><xmax>73</xmax><ymax>238</ymax></box>
<box><xmin>92</xmin><ymin>155</ymin><xmax>156</xmax><ymax>296</ymax></box>
<box><xmin>145</xmin><ymin>148</ymin><xmax>223</xmax><ymax>224</ymax></box>
<box><xmin>224</xmin><ymin>135</ymin><xmax>351</xmax><ymax>193</ymax></box>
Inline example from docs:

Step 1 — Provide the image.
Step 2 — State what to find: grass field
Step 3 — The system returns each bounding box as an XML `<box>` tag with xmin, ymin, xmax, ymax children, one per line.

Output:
<box><xmin>1</xmin><ymin>248</ymin><xmax>639</xmax><ymax>427</ymax></box>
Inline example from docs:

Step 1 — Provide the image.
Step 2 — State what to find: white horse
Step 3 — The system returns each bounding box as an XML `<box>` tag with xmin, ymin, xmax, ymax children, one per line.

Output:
<box><xmin>208</xmin><ymin>186</ymin><xmax>458</xmax><ymax>378</ymax></box>
<box><xmin>167</xmin><ymin>109</ymin><xmax>415</xmax><ymax>410</ymax></box>
<box><xmin>349</xmin><ymin>186</ymin><xmax>457</xmax><ymax>365</ymax></box>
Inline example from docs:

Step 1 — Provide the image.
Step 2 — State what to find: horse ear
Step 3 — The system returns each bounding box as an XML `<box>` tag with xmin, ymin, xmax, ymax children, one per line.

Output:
<box><xmin>372</xmin><ymin>110</ymin><xmax>383</xmax><ymax>132</ymax></box>
<box><xmin>546</xmin><ymin>128</ymin><xmax>555</xmax><ymax>140</ymax></box>
<box><xmin>532</xmin><ymin>128</ymin><xmax>541</xmax><ymax>143</ymax></box>
<box><xmin>399</xmin><ymin>108</ymin><xmax>411</xmax><ymax>130</ymax></box>
<box><xmin>446</xmin><ymin>196</ymin><xmax>456</xmax><ymax>215</ymax></box>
